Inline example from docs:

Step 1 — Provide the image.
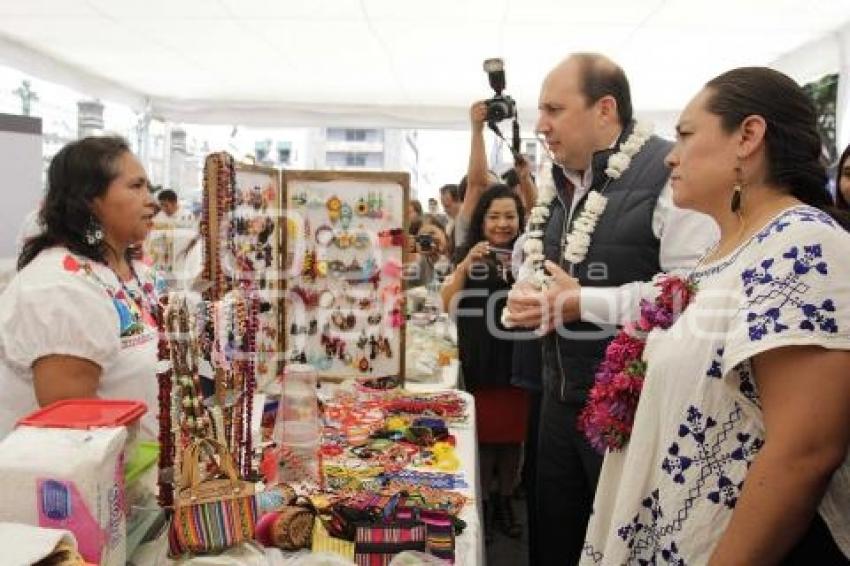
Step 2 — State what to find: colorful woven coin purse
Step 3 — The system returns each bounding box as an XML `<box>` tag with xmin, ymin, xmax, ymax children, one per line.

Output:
<box><xmin>169</xmin><ymin>438</ymin><xmax>258</xmax><ymax>556</ymax></box>
<box><xmin>353</xmin><ymin>520</ymin><xmax>428</xmax><ymax>566</ymax></box>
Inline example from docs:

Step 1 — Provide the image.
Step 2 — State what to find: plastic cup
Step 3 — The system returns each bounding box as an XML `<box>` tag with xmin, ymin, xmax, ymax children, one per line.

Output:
<box><xmin>278</xmin><ymin>421</ymin><xmax>320</xmax><ymax>483</ymax></box>
<box><xmin>280</xmin><ymin>364</ymin><xmax>318</xmax><ymax>424</ymax></box>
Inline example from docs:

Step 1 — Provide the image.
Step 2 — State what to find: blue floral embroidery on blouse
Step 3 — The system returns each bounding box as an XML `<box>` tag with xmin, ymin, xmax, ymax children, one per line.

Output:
<box><xmin>754</xmin><ymin>207</ymin><xmax>836</xmax><ymax>243</ymax></box>
<box><xmin>616</xmin><ymin>403</ymin><xmax>764</xmax><ymax>563</ymax></box>
<box><xmin>694</xmin><ymin>207</ymin><xmax>837</xmax><ymax>283</ymax></box>
<box><xmin>661</xmin><ymin>541</ymin><xmax>686</xmax><ymax>566</ymax></box>
<box><xmin>783</xmin><ymin>244</ymin><xmax>828</xmax><ymax>276</ymax></box>
<box><xmin>740</xmin><ymin>241</ymin><xmax>837</xmax><ymax>341</ymax></box>
<box><xmin>705</xmin><ymin>347</ymin><xmax>724</xmax><ymax>379</ymax></box>
<box><xmin>755</xmin><ymin>219</ymin><xmax>791</xmax><ymax>243</ymax></box>
<box><xmin>733</xmin><ymin>361</ymin><xmax>761</xmax><ymax>408</ymax></box>
<box><xmin>662</xmin><ymin>443</ymin><xmax>693</xmax><ymax>484</ymax></box>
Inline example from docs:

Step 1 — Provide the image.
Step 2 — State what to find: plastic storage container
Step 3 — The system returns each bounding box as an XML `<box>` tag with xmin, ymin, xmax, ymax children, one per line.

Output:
<box><xmin>17</xmin><ymin>399</ymin><xmax>147</xmax><ymax>461</ymax></box>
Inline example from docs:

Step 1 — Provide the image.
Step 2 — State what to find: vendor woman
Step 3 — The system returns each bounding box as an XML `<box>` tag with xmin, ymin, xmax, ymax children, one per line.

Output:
<box><xmin>0</xmin><ymin>136</ymin><xmax>160</xmax><ymax>438</ymax></box>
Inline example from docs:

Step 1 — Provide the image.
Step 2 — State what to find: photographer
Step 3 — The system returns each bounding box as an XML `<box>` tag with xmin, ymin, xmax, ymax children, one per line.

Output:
<box><xmin>456</xmin><ymin>101</ymin><xmax>537</xmax><ymax>249</ymax></box>
<box><xmin>404</xmin><ymin>214</ymin><xmax>452</xmax><ymax>288</ymax></box>
<box><xmin>454</xmin><ymin>101</ymin><xmax>500</xmax><ymax>248</ymax></box>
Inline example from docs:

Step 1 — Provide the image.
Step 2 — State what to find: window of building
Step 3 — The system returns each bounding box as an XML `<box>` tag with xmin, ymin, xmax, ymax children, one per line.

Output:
<box><xmin>326</xmin><ymin>128</ymin><xmax>383</xmax><ymax>143</ymax></box>
<box><xmin>255</xmin><ymin>140</ymin><xmax>270</xmax><ymax>162</ymax></box>
<box><xmin>277</xmin><ymin>141</ymin><xmax>292</xmax><ymax>164</ymax></box>
<box><xmin>326</xmin><ymin>151</ymin><xmax>383</xmax><ymax>169</ymax></box>
<box><xmin>346</xmin><ymin>152</ymin><xmax>367</xmax><ymax>166</ymax></box>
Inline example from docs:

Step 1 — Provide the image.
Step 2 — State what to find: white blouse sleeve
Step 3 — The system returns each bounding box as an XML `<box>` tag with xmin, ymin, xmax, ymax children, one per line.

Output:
<box><xmin>0</xmin><ymin>274</ymin><xmax>121</xmax><ymax>370</ymax></box>
<box><xmin>723</xmin><ymin>219</ymin><xmax>850</xmax><ymax>370</ymax></box>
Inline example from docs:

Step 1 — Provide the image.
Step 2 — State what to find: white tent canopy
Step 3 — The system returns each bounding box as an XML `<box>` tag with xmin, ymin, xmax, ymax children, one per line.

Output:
<box><xmin>1</xmin><ymin>0</ymin><xmax>849</xmax><ymax>133</ymax></box>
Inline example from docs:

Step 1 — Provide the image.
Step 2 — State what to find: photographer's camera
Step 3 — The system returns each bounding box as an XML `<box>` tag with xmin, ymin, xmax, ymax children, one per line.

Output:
<box><xmin>483</xmin><ymin>58</ymin><xmax>517</xmax><ymax>124</ymax></box>
<box><xmin>415</xmin><ymin>234</ymin><xmax>434</xmax><ymax>252</ymax></box>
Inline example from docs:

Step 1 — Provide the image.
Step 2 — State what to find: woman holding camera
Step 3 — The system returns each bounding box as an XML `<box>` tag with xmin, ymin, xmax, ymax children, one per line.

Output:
<box><xmin>441</xmin><ymin>184</ymin><xmax>527</xmax><ymax>539</ymax></box>
<box><xmin>405</xmin><ymin>214</ymin><xmax>452</xmax><ymax>288</ymax></box>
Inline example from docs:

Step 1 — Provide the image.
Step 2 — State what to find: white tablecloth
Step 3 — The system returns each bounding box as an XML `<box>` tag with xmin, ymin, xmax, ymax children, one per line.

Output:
<box><xmin>446</xmin><ymin>390</ymin><xmax>484</xmax><ymax>566</ymax></box>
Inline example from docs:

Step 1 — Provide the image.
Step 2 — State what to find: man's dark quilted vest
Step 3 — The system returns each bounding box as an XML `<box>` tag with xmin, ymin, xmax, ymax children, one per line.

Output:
<box><xmin>542</xmin><ymin>123</ymin><xmax>673</xmax><ymax>403</ymax></box>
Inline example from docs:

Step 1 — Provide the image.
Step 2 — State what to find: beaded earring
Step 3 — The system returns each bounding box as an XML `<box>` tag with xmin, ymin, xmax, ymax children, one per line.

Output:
<box><xmin>355</xmin><ymin>197</ymin><xmax>369</xmax><ymax>216</ymax></box>
<box><xmin>356</xmin><ymin>330</ymin><xmax>368</xmax><ymax>349</ymax></box>
<box><xmin>327</xmin><ymin>196</ymin><xmax>342</xmax><ymax>223</ymax></box>
<box><xmin>302</xmin><ymin>250</ymin><xmax>317</xmax><ymax>279</ymax></box>
<box><xmin>85</xmin><ymin>216</ymin><xmax>104</xmax><ymax>245</ymax></box>
<box><xmin>340</xmin><ymin>202</ymin><xmax>353</xmax><ymax>230</ymax></box>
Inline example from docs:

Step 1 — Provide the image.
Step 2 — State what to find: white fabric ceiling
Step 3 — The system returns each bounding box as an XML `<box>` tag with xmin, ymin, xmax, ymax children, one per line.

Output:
<box><xmin>0</xmin><ymin>0</ymin><xmax>849</xmax><ymax>129</ymax></box>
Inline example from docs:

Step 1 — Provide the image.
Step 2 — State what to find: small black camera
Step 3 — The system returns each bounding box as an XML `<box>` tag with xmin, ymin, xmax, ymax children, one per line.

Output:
<box><xmin>415</xmin><ymin>234</ymin><xmax>434</xmax><ymax>252</ymax></box>
<box><xmin>483</xmin><ymin>58</ymin><xmax>517</xmax><ymax>124</ymax></box>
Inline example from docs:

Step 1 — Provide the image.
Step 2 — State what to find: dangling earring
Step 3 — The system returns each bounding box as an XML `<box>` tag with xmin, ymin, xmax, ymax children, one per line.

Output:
<box><xmin>730</xmin><ymin>166</ymin><xmax>744</xmax><ymax>214</ymax></box>
<box><xmin>85</xmin><ymin>216</ymin><xmax>104</xmax><ymax>245</ymax></box>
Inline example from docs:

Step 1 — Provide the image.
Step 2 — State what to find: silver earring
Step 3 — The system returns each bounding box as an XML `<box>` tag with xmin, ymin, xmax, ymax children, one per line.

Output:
<box><xmin>85</xmin><ymin>217</ymin><xmax>104</xmax><ymax>245</ymax></box>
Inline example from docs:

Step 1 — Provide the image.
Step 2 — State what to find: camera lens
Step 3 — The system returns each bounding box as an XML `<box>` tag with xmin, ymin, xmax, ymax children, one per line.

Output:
<box><xmin>416</xmin><ymin>234</ymin><xmax>433</xmax><ymax>251</ymax></box>
<box><xmin>486</xmin><ymin>100</ymin><xmax>509</xmax><ymax>122</ymax></box>
<box><xmin>493</xmin><ymin>103</ymin><xmax>507</xmax><ymax>121</ymax></box>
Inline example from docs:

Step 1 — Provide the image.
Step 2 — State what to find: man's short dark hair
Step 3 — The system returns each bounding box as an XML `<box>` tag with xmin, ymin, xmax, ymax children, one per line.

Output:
<box><xmin>439</xmin><ymin>184</ymin><xmax>459</xmax><ymax>201</ymax></box>
<box><xmin>158</xmin><ymin>189</ymin><xmax>178</xmax><ymax>203</ymax></box>
<box><xmin>574</xmin><ymin>53</ymin><xmax>633</xmax><ymax>126</ymax></box>
<box><xmin>457</xmin><ymin>177</ymin><xmax>468</xmax><ymax>202</ymax></box>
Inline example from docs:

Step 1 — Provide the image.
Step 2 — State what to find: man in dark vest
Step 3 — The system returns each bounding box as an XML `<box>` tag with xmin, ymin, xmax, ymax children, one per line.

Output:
<box><xmin>506</xmin><ymin>54</ymin><xmax>717</xmax><ymax>565</ymax></box>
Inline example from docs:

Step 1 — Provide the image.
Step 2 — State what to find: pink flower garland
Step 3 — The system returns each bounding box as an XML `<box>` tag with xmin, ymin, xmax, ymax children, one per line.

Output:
<box><xmin>579</xmin><ymin>276</ymin><xmax>697</xmax><ymax>453</ymax></box>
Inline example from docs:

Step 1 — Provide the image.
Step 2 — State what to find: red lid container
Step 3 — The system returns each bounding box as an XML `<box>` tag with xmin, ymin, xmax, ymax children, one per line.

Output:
<box><xmin>17</xmin><ymin>399</ymin><xmax>147</xmax><ymax>429</ymax></box>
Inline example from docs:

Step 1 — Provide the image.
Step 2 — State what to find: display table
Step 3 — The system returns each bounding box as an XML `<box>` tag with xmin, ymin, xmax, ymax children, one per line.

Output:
<box><xmin>131</xmin><ymin>390</ymin><xmax>481</xmax><ymax>566</ymax></box>
<box><xmin>404</xmin><ymin>314</ymin><xmax>459</xmax><ymax>393</ymax></box>
<box><xmin>405</xmin><ymin>360</ymin><xmax>460</xmax><ymax>393</ymax></box>
<box><xmin>445</xmin><ymin>391</ymin><xmax>483</xmax><ymax>565</ymax></box>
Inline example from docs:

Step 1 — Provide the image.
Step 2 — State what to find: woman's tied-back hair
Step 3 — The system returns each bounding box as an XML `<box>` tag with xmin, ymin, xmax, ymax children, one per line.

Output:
<box><xmin>704</xmin><ymin>67</ymin><xmax>849</xmax><ymax>229</ymax></box>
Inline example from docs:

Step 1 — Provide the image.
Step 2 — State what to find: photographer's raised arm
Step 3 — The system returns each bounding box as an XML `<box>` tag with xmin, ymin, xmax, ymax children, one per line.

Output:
<box><xmin>515</xmin><ymin>156</ymin><xmax>538</xmax><ymax>217</ymax></box>
<box><xmin>460</xmin><ymin>101</ymin><xmax>490</xmax><ymax>224</ymax></box>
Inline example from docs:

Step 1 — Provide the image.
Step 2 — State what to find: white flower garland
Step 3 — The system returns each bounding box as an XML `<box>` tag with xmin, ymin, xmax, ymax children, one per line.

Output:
<box><xmin>524</xmin><ymin>122</ymin><xmax>653</xmax><ymax>285</ymax></box>
<box><xmin>502</xmin><ymin>122</ymin><xmax>653</xmax><ymax>329</ymax></box>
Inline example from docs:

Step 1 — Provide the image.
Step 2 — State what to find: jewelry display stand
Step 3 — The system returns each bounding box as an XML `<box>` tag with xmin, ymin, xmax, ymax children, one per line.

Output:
<box><xmin>282</xmin><ymin>170</ymin><xmax>409</xmax><ymax>383</ymax></box>
<box><xmin>202</xmin><ymin>154</ymin><xmax>283</xmax><ymax>392</ymax></box>
<box><xmin>155</xmin><ymin>153</ymin><xmax>276</xmax><ymax>495</ymax></box>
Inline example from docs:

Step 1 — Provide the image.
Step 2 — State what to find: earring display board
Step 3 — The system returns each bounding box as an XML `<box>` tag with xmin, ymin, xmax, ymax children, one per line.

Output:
<box><xmin>282</xmin><ymin>170</ymin><xmax>409</xmax><ymax>382</ymax></box>
<box><xmin>145</xmin><ymin>229</ymin><xmax>174</xmax><ymax>277</ymax></box>
<box><xmin>201</xmin><ymin>154</ymin><xmax>283</xmax><ymax>392</ymax></box>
